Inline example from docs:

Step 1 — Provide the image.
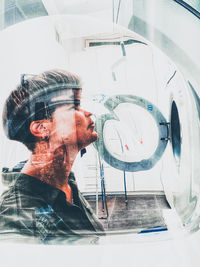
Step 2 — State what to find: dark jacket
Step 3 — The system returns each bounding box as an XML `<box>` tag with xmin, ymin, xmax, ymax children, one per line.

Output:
<box><xmin>0</xmin><ymin>172</ymin><xmax>104</xmax><ymax>244</ymax></box>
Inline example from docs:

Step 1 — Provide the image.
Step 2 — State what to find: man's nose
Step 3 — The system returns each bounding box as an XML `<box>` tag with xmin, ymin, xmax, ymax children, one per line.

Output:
<box><xmin>82</xmin><ymin>110</ymin><xmax>92</xmax><ymax>117</ymax></box>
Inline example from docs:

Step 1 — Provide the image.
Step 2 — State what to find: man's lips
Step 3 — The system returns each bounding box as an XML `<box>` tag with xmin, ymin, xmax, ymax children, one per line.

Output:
<box><xmin>88</xmin><ymin>121</ymin><xmax>95</xmax><ymax>129</ymax></box>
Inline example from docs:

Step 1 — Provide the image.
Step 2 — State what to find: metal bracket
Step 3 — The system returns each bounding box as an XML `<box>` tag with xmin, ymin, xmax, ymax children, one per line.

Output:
<box><xmin>159</xmin><ymin>122</ymin><xmax>170</xmax><ymax>141</ymax></box>
<box><xmin>161</xmin><ymin>137</ymin><xmax>170</xmax><ymax>141</ymax></box>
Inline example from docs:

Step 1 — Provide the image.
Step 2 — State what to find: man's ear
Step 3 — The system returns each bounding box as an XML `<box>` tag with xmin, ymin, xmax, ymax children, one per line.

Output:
<box><xmin>30</xmin><ymin>121</ymin><xmax>50</xmax><ymax>138</ymax></box>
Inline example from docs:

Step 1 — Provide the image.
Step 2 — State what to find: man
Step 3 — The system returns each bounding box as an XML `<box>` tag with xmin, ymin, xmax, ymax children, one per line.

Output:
<box><xmin>0</xmin><ymin>69</ymin><xmax>104</xmax><ymax>243</ymax></box>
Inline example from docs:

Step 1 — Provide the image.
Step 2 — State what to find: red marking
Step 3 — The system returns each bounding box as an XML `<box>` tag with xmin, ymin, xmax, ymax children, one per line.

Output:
<box><xmin>140</xmin><ymin>139</ymin><xmax>143</xmax><ymax>144</ymax></box>
<box><xmin>125</xmin><ymin>144</ymin><xmax>129</xmax><ymax>150</ymax></box>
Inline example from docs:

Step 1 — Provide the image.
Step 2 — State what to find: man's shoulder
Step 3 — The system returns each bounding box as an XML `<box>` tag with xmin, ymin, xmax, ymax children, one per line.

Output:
<box><xmin>0</xmin><ymin>174</ymin><xmax>48</xmax><ymax>211</ymax></box>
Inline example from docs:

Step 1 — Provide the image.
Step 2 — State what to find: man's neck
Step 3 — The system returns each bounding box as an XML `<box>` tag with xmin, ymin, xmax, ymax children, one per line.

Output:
<box><xmin>22</xmin><ymin>144</ymin><xmax>78</xmax><ymax>202</ymax></box>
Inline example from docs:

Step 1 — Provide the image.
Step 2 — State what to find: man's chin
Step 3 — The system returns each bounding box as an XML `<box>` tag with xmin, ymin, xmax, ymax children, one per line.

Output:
<box><xmin>86</xmin><ymin>132</ymin><xmax>98</xmax><ymax>146</ymax></box>
<box><xmin>79</xmin><ymin>132</ymin><xmax>98</xmax><ymax>150</ymax></box>
<box><xmin>91</xmin><ymin>132</ymin><xmax>98</xmax><ymax>142</ymax></box>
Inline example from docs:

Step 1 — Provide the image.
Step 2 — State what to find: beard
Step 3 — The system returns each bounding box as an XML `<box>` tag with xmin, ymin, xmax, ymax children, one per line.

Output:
<box><xmin>77</xmin><ymin>131</ymin><xmax>98</xmax><ymax>151</ymax></box>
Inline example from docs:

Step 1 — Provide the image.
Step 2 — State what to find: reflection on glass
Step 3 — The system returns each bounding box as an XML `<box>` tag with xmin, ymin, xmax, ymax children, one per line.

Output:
<box><xmin>1</xmin><ymin>10</ymin><xmax>200</xmax><ymax>247</ymax></box>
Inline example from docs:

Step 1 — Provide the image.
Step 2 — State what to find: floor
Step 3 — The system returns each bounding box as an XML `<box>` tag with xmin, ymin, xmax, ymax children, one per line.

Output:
<box><xmin>85</xmin><ymin>194</ymin><xmax>171</xmax><ymax>231</ymax></box>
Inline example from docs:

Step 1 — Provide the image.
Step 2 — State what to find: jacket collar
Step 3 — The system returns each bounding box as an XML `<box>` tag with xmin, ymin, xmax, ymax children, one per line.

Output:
<box><xmin>14</xmin><ymin>173</ymin><xmax>69</xmax><ymax>207</ymax></box>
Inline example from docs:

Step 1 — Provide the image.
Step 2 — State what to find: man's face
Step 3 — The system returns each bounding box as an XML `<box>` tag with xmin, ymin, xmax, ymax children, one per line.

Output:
<box><xmin>50</xmin><ymin>89</ymin><xmax>98</xmax><ymax>151</ymax></box>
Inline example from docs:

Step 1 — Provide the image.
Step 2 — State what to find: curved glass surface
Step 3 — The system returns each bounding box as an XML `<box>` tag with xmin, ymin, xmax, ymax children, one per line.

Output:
<box><xmin>0</xmin><ymin>2</ymin><xmax>200</xmax><ymax>260</ymax></box>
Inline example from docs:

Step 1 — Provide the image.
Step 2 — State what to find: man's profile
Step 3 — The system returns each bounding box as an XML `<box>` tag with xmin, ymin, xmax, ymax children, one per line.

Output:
<box><xmin>0</xmin><ymin>69</ymin><xmax>104</xmax><ymax>243</ymax></box>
